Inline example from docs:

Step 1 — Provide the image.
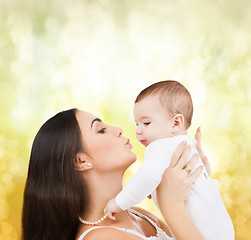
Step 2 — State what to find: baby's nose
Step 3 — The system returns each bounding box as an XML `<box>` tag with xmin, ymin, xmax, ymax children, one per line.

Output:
<box><xmin>136</xmin><ymin>128</ymin><xmax>142</xmax><ymax>135</ymax></box>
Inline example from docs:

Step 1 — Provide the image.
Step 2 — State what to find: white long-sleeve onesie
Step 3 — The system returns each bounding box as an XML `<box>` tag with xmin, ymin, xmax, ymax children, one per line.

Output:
<box><xmin>115</xmin><ymin>135</ymin><xmax>235</xmax><ymax>240</ymax></box>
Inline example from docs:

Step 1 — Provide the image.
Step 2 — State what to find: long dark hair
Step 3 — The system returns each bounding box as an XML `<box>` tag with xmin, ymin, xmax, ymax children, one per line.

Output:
<box><xmin>22</xmin><ymin>108</ymin><xmax>89</xmax><ymax>240</ymax></box>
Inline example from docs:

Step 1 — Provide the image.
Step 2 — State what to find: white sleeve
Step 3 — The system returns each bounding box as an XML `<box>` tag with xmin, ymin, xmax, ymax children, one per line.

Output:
<box><xmin>186</xmin><ymin>179</ymin><xmax>235</xmax><ymax>240</ymax></box>
<box><xmin>115</xmin><ymin>138</ymin><xmax>180</xmax><ymax>210</ymax></box>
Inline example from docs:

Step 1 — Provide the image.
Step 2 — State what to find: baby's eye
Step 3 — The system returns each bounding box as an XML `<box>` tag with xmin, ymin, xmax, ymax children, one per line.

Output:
<box><xmin>144</xmin><ymin>122</ymin><xmax>151</xmax><ymax>126</ymax></box>
<box><xmin>98</xmin><ymin>128</ymin><xmax>107</xmax><ymax>134</ymax></box>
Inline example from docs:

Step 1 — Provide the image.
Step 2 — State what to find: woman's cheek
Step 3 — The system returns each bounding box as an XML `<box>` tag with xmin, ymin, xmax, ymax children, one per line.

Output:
<box><xmin>92</xmin><ymin>142</ymin><xmax>115</xmax><ymax>160</ymax></box>
<box><xmin>93</xmin><ymin>140</ymin><xmax>120</xmax><ymax>164</ymax></box>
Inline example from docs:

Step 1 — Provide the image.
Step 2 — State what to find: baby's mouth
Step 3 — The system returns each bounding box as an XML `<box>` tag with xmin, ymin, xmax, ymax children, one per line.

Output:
<box><xmin>140</xmin><ymin>140</ymin><xmax>147</xmax><ymax>147</ymax></box>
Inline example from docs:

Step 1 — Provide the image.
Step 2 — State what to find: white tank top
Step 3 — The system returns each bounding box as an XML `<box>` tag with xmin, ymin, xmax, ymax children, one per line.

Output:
<box><xmin>77</xmin><ymin>209</ymin><xmax>172</xmax><ymax>240</ymax></box>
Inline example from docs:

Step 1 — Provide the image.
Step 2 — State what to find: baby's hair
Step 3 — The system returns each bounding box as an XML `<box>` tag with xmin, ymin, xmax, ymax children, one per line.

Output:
<box><xmin>135</xmin><ymin>80</ymin><xmax>193</xmax><ymax>129</ymax></box>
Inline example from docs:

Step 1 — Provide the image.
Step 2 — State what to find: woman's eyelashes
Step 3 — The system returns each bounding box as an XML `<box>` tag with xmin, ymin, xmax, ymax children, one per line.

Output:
<box><xmin>98</xmin><ymin>127</ymin><xmax>107</xmax><ymax>134</ymax></box>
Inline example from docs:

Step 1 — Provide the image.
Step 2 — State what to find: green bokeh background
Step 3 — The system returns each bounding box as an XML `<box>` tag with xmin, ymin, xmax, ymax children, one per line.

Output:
<box><xmin>0</xmin><ymin>0</ymin><xmax>250</xmax><ymax>239</ymax></box>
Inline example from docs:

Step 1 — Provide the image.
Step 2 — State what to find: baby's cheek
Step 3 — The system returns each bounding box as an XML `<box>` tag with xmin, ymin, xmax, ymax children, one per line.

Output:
<box><xmin>147</xmin><ymin>130</ymin><xmax>160</xmax><ymax>142</ymax></box>
<box><xmin>156</xmin><ymin>128</ymin><xmax>168</xmax><ymax>138</ymax></box>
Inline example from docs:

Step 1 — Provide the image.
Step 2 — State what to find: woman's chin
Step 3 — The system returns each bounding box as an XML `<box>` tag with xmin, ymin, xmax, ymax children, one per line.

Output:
<box><xmin>121</xmin><ymin>154</ymin><xmax>136</xmax><ymax>169</ymax></box>
<box><xmin>128</xmin><ymin>154</ymin><xmax>137</xmax><ymax>165</ymax></box>
<box><xmin>130</xmin><ymin>152</ymin><xmax>137</xmax><ymax>161</ymax></box>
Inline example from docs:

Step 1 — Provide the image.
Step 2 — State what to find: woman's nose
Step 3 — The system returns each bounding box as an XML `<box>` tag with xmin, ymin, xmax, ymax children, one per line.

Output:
<box><xmin>117</xmin><ymin>127</ymin><xmax>123</xmax><ymax>137</ymax></box>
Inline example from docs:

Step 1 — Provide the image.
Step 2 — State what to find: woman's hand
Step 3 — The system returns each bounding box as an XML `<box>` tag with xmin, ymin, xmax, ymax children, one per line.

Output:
<box><xmin>156</xmin><ymin>141</ymin><xmax>204</xmax><ymax>240</ymax></box>
<box><xmin>156</xmin><ymin>141</ymin><xmax>203</xmax><ymax>208</ymax></box>
<box><xmin>195</xmin><ymin>127</ymin><xmax>211</xmax><ymax>176</ymax></box>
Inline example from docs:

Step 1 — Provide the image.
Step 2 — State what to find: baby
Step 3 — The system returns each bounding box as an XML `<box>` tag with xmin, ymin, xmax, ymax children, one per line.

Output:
<box><xmin>105</xmin><ymin>80</ymin><xmax>234</xmax><ymax>240</ymax></box>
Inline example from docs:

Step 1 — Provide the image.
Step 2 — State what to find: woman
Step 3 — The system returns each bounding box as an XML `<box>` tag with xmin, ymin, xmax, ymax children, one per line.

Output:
<box><xmin>22</xmin><ymin>108</ymin><xmax>208</xmax><ymax>240</ymax></box>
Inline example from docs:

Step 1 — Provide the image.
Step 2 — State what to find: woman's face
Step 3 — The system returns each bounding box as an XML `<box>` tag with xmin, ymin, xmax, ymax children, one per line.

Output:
<box><xmin>76</xmin><ymin>110</ymin><xmax>136</xmax><ymax>173</ymax></box>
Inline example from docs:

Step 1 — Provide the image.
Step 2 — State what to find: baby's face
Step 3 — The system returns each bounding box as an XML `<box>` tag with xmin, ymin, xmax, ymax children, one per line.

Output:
<box><xmin>133</xmin><ymin>95</ymin><xmax>174</xmax><ymax>147</ymax></box>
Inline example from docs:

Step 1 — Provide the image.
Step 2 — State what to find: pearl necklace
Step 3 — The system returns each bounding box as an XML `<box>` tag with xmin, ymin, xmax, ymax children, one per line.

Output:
<box><xmin>78</xmin><ymin>213</ymin><xmax>108</xmax><ymax>225</ymax></box>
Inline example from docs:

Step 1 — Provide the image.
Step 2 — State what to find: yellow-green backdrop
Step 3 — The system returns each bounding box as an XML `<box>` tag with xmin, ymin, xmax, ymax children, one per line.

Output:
<box><xmin>0</xmin><ymin>0</ymin><xmax>250</xmax><ymax>239</ymax></box>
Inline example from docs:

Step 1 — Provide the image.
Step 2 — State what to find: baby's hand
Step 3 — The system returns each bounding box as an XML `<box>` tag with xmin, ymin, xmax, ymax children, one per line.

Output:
<box><xmin>104</xmin><ymin>199</ymin><xmax>122</xmax><ymax>220</ymax></box>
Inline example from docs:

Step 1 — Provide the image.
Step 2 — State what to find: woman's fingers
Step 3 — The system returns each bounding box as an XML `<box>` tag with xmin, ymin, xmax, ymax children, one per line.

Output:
<box><xmin>169</xmin><ymin>141</ymin><xmax>187</xmax><ymax>167</ymax></box>
<box><xmin>201</xmin><ymin>155</ymin><xmax>211</xmax><ymax>176</ymax></box>
<box><xmin>183</xmin><ymin>154</ymin><xmax>199</xmax><ymax>175</ymax></box>
<box><xmin>195</xmin><ymin>127</ymin><xmax>205</xmax><ymax>159</ymax></box>
<box><xmin>189</xmin><ymin>165</ymin><xmax>203</xmax><ymax>183</ymax></box>
<box><xmin>194</xmin><ymin>127</ymin><xmax>201</xmax><ymax>144</ymax></box>
<box><xmin>194</xmin><ymin>127</ymin><xmax>211</xmax><ymax>176</ymax></box>
<box><xmin>175</xmin><ymin>144</ymin><xmax>191</xmax><ymax>169</ymax></box>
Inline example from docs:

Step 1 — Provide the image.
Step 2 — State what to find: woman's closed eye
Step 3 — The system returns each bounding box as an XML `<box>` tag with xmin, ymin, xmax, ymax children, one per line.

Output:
<box><xmin>98</xmin><ymin>128</ymin><xmax>107</xmax><ymax>133</ymax></box>
<box><xmin>144</xmin><ymin>122</ymin><xmax>151</xmax><ymax>126</ymax></box>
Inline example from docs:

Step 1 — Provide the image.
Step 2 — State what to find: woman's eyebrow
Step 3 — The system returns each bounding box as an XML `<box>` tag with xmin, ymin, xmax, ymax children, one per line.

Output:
<box><xmin>91</xmin><ymin>118</ymin><xmax>102</xmax><ymax>128</ymax></box>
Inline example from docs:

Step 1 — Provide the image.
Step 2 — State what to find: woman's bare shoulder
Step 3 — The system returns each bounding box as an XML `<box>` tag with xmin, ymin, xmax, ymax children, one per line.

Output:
<box><xmin>131</xmin><ymin>206</ymin><xmax>172</xmax><ymax>237</ymax></box>
<box><xmin>80</xmin><ymin>227</ymin><xmax>143</xmax><ymax>240</ymax></box>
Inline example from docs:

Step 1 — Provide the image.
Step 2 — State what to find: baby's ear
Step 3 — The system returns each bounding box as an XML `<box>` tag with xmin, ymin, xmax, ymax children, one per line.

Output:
<box><xmin>172</xmin><ymin>114</ymin><xmax>185</xmax><ymax>131</ymax></box>
<box><xmin>74</xmin><ymin>152</ymin><xmax>93</xmax><ymax>171</ymax></box>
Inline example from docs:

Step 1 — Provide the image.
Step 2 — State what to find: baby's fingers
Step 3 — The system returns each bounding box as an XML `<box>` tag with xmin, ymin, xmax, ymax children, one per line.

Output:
<box><xmin>104</xmin><ymin>206</ymin><xmax>116</xmax><ymax>221</ymax></box>
<box><xmin>106</xmin><ymin>210</ymin><xmax>116</xmax><ymax>221</ymax></box>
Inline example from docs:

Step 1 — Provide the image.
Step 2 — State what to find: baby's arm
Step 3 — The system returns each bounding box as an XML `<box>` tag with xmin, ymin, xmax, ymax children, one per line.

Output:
<box><xmin>104</xmin><ymin>157</ymin><xmax>168</xmax><ymax>219</ymax></box>
<box><xmin>104</xmin><ymin>138</ymin><xmax>179</xmax><ymax>220</ymax></box>
<box><xmin>116</xmin><ymin>139</ymin><xmax>177</xmax><ymax>210</ymax></box>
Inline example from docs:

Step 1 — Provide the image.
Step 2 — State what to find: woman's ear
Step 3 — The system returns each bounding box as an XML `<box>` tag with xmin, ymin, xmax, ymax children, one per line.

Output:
<box><xmin>74</xmin><ymin>152</ymin><xmax>93</xmax><ymax>171</ymax></box>
<box><xmin>172</xmin><ymin>114</ymin><xmax>185</xmax><ymax>132</ymax></box>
